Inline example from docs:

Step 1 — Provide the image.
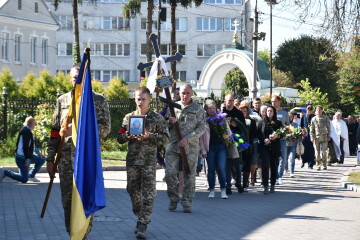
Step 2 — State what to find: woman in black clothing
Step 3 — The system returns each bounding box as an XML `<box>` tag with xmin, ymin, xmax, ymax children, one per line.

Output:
<box><xmin>258</xmin><ymin>106</ymin><xmax>283</xmax><ymax>194</ymax></box>
<box><xmin>239</xmin><ymin>104</ymin><xmax>258</xmax><ymax>189</ymax></box>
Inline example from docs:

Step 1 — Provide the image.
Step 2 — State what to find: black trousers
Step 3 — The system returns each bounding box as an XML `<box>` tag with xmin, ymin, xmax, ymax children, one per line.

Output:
<box><xmin>260</xmin><ymin>146</ymin><xmax>279</xmax><ymax>187</ymax></box>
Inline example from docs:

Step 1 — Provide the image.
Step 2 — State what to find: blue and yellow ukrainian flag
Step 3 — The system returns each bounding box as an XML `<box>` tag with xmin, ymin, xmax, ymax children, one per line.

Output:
<box><xmin>69</xmin><ymin>49</ymin><xmax>106</xmax><ymax>240</ymax></box>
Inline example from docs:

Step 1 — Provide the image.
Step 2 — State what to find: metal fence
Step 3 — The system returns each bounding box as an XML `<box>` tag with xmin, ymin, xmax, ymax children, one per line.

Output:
<box><xmin>1</xmin><ymin>86</ymin><xmax>302</xmax><ymax>140</ymax></box>
<box><xmin>0</xmin><ymin>87</ymin><xmax>166</xmax><ymax>140</ymax></box>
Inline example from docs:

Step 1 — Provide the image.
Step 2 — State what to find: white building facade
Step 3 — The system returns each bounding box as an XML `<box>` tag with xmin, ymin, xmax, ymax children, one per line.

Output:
<box><xmin>0</xmin><ymin>0</ymin><xmax>59</xmax><ymax>81</ymax></box>
<box><xmin>44</xmin><ymin>0</ymin><xmax>253</xmax><ymax>90</ymax></box>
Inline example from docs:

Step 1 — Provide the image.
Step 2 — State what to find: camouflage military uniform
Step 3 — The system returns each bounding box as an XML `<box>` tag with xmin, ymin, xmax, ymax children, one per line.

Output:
<box><xmin>165</xmin><ymin>100</ymin><xmax>205</xmax><ymax>208</ymax></box>
<box><xmin>117</xmin><ymin>110</ymin><xmax>169</xmax><ymax>225</ymax></box>
<box><xmin>47</xmin><ymin>91</ymin><xmax>111</xmax><ymax>236</ymax></box>
<box><xmin>310</xmin><ymin>115</ymin><xmax>330</xmax><ymax>169</ymax></box>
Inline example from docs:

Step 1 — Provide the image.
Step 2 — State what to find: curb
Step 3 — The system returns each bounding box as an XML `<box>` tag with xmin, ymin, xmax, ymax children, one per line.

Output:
<box><xmin>341</xmin><ymin>164</ymin><xmax>360</xmax><ymax>193</ymax></box>
<box><xmin>2</xmin><ymin>165</ymin><xmax>127</xmax><ymax>173</ymax></box>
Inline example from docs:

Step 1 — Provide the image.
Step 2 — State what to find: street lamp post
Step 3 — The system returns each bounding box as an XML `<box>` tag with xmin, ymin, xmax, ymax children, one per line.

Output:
<box><xmin>265</xmin><ymin>0</ymin><xmax>278</xmax><ymax>98</ymax></box>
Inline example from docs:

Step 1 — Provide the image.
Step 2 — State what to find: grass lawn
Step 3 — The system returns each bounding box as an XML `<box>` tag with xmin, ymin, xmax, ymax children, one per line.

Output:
<box><xmin>0</xmin><ymin>151</ymin><xmax>127</xmax><ymax>167</ymax></box>
<box><xmin>348</xmin><ymin>172</ymin><xmax>360</xmax><ymax>186</ymax></box>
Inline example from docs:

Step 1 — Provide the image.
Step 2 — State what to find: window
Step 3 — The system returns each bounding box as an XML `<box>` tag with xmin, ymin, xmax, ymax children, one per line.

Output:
<box><xmin>102</xmin><ymin>43</ymin><xmax>130</xmax><ymax>56</ymax></box>
<box><xmin>141</xmin><ymin>18</ymin><xmax>187</xmax><ymax>31</ymax></box>
<box><xmin>175</xmin><ymin>71</ymin><xmax>186</xmax><ymax>81</ymax></box>
<box><xmin>197</xmin><ymin>44</ymin><xmax>224</xmax><ymax>57</ymax></box>
<box><xmin>140</xmin><ymin>18</ymin><xmax>157</xmax><ymax>31</ymax></box>
<box><xmin>86</xmin><ymin>43</ymin><xmax>102</xmax><ymax>55</ymax></box>
<box><xmin>160</xmin><ymin>18</ymin><xmax>187</xmax><ymax>31</ymax></box>
<box><xmin>84</xmin><ymin>16</ymin><xmax>129</xmax><ymax>30</ymax></box>
<box><xmin>92</xmin><ymin>70</ymin><xmax>101</xmax><ymax>80</ymax></box>
<box><xmin>224</xmin><ymin>18</ymin><xmax>237</xmax><ymax>31</ymax></box>
<box><xmin>1</xmin><ymin>32</ymin><xmax>10</xmax><ymax>61</ymax></box>
<box><xmin>35</xmin><ymin>2</ymin><xmax>38</xmax><ymax>13</ymax></box>
<box><xmin>141</xmin><ymin>43</ymin><xmax>185</xmax><ymax>56</ymax></box>
<box><xmin>196</xmin><ymin>17</ymin><xmax>223</xmax><ymax>31</ymax></box>
<box><xmin>42</xmin><ymin>39</ymin><xmax>48</xmax><ymax>65</ymax></box>
<box><xmin>103</xmin><ymin>17</ymin><xmax>111</xmax><ymax>30</ymax></box>
<box><xmin>92</xmin><ymin>70</ymin><xmax>130</xmax><ymax>82</ymax></box>
<box><xmin>103</xmin><ymin>70</ymin><xmax>111</xmax><ymax>82</ymax></box>
<box><xmin>203</xmin><ymin>0</ymin><xmax>242</xmax><ymax>4</ymax></box>
<box><xmin>31</xmin><ymin>37</ymin><xmax>37</xmax><ymax>63</ymax></box>
<box><xmin>57</xmin><ymin>43</ymin><xmax>72</xmax><ymax>56</ymax></box>
<box><xmin>15</xmin><ymin>35</ymin><xmax>22</xmax><ymax>62</ymax></box>
<box><xmin>197</xmin><ymin>71</ymin><xmax>202</xmax><ymax>80</ymax></box>
<box><xmin>18</xmin><ymin>0</ymin><xmax>22</xmax><ymax>10</ymax></box>
<box><xmin>59</xmin><ymin>16</ymin><xmax>73</xmax><ymax>30</ymax></box>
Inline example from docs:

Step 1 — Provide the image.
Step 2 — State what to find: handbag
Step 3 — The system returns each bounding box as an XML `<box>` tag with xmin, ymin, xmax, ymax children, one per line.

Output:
<box><xmin>296</xmin><ymin>140</ymin><xmax>305</xmax><ymax>156</ymax></box>
<box><xmin>227</xmin><ymin>140</ymin><xmax>240</xmax><ymax>159</ymax></box>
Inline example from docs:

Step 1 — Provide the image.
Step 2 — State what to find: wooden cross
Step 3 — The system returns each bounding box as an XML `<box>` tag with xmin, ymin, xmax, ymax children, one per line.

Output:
<box><xmin>137</xmin><ymin>33</ymin><xmax>190</xmax><ymax>174</ymax></box>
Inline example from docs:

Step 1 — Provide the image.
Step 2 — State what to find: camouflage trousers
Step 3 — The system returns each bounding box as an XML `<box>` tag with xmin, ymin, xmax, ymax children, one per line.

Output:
<box><xmin>165</xmin><ymin>149</ymin><xmax>198</xmax><ymax>206</ymax></box>
<box><xmin>58</xmin><ymin>144</ymin><xmax>93</xmax><ymax>239</ymax></box>
<box><xmin>126</xmin><ymin>165</ymin><xmax>157</xmax><ymax>225</ymax></box>
<box><xmin>313</xmin><ymin>141</ymin><xmax>328</xmax><ymax>167</ymax></box>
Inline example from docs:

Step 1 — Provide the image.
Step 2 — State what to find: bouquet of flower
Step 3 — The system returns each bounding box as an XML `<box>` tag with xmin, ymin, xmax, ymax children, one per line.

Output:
<box><xmin>284</xmin><ymin>125</ymin><xmax>302</xmax><ymax>142</ymax></box>
<box><xmin>301</xmin><ymin>128</ymin><xmax>308</xmax><ymax>138</ymax></box>
<box><xmin>231</xmin><ymin>131</ymin><xmax>250</xmax><ymax>152</ymax></box>
<box><xmin>206</xmin><ymin>111</ymin><xmax>229</xmax><ymax>147</ymax></box>
<box><xmin>273</xmin><ymin>126</ymin><xmax>287</xmax><ymax>139</ymax></box>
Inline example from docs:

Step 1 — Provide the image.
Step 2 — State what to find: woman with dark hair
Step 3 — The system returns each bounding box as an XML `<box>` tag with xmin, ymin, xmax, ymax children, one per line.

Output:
<box><xmin>257</xmin><ymin>106</ymin><xmax>283</xmax><ymax>194</ymax></box>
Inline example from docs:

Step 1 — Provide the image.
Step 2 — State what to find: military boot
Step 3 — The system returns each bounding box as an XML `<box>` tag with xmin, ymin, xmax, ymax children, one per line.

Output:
<box><xmin>136</xmin><ymin>223</ymin><xmax>147</xmax><ymax>239</ymax></box>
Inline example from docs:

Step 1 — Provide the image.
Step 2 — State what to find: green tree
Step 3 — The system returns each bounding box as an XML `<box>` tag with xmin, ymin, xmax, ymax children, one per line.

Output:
<box><xmin>274</xmin><ymin>35</ymin><xmax>338</xmax><ymax>102</ymax></box>
<box><xmin>336</xmin><ymin>47</ymin><xmax>360</xmax><ymax>114</ymax></box>
<box><xmin>258</xmin><ymin>49</ymin><xmax>270</xmax><ymax>67</ymax></box>
<box><xmin>54</xmin><ymin>71</ymin><xmax>73</xmax><ymax>94</ymax></box>
<box><xmin>297</xmin><ymin>78</ymin><xmax>329</xmax><ymax>110</ymax></box>
<box><xmin>19</xmin><ymin>70</ymin><xmax>59</xmax><ymax>99</ymax></box>
<box><xmin>91</xmin><ymin>80</ymin><xmax>104</xmax><ymax>94</ymax></box>
<box><xmin>18</xmin><ymin>71</ymin><xmax>38</xmax><ymax>99</ymax></box>
<box><xmin>0</xmin><ymin>68</ymin><xmax>18</xmax><ymax>100</ymax></box>
<box><xmin>224</xmin><ymin>68</ymin><xmax>248</xmax><ymax>99</ymax></box>
<box><xmin>104</xmin><ymin>77</ymin><xmax>130</xmax><ymax>100</ymax></box>
<box><xmin>272</xmin><ymin>68</ymin><xmax>296</xmax><ymax>88</ymax></box>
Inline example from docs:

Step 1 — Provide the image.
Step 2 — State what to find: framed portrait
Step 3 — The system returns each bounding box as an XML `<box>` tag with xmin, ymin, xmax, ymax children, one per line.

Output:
<box><xmin>128</xmin><ymin>116</ymin><xmax>145</xmax><ymax>135</ymax></box>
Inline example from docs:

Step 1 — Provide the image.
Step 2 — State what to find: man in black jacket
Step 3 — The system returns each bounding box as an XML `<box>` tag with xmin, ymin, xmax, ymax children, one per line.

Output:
<box><xmin>0</xmin><ymin>117</ymin><xmax>45</xmax><ymax>183</ymax></box>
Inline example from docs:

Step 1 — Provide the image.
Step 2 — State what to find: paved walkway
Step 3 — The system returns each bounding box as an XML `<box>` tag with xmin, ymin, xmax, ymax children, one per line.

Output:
<box><xmin>1</xmin><ymin>157</ymin><xmax>360</xmax><ymax>240</ymax></box>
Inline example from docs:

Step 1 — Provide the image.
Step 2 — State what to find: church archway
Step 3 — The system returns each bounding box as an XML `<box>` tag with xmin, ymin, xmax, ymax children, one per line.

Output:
<box><xmin>195</xmin><ymin>48</ymin><xmax>271</xmax><ymax>98</ymax></box>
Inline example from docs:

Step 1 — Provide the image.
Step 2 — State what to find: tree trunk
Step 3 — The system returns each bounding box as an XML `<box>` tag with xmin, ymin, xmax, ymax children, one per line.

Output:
<box><xmin>72</xmin><ymin>0</ymin><xmax>81</xmax><ymax>64</ymax></box>
<box><xmin>146</xmin><ymin>0</ymin><xmax>154</xmax><ymax>74</ymax></box>
<box><xmin>170</xmin><ymin>2</ymin><xmax>176</xmax><ymax>80</ymax></box>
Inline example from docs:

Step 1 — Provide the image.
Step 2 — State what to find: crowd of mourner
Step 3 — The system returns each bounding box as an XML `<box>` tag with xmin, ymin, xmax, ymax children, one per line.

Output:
<box><xmin>1</xmin><ymin>76</ymin><xmax>360</xmax><ymax>239</ymax></box>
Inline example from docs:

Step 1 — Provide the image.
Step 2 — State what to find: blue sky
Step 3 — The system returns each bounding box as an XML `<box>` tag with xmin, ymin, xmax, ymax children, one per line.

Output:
<box><xmin>256</xmin><ymin>1</ymin><xmax>323</xmax><ymax>52</ymax></box>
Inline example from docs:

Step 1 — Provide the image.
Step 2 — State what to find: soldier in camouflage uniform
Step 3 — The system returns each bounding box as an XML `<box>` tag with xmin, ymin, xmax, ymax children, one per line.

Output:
<box><xmin>165</xmin><ymin>84</ymin><xmax>206</xmax><ymax>213</ymax></box>
<box><xmin>117</xmin><ymin>87</ymin><xmax>169</xmax><ymax>239</ymax></box>
<box><xmin>309</xmin><ymin>106</ymin><xmax>330</xmax><ymax>170</ymax></box>
<box><xmin>46</xmin><ymin>64</ymin><xmax>111</xmax><ymax>238</ymax></box>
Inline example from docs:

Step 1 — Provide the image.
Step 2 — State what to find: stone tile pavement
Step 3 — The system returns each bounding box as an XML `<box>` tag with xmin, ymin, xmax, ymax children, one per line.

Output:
<box><xmin>1</xmin><ymin>156</ymin><xmax>360</xmax><ymax>240</ymax></box>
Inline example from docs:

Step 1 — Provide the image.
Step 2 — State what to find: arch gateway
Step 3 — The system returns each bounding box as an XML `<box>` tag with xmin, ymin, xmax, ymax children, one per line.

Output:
<box><xmin>195</xmin><ymin>44</ymin><xmax>272</xmax><ymax>98</ymax></box>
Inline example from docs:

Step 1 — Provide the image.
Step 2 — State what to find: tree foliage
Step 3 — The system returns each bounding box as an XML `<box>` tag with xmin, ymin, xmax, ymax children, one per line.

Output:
<box><xmin>272</xmin><ymin>68</ymin><xmax>296</xmax><ymax>88</ymax></box>
<box><xmin>224</xmin><ymin>68</ymin><xmax>248</xmax><ymax>99</ymax></box>
<box><xmin>274</xmin><ymin>35</ymin><xmax>338</xmax><ymax>102</ymax></box>
<box><xmin>104</xmin><ymin>77</ymin><xmax>130</xmax><ymax>100</ymax></box>
<box><xmin>297</xmin><ymin>78</ymin><xmax>329</xmax><ymax>110</ymax></box>
<box><xmin>336</xmin><ymin>47</ymin><xmax>360</xmax><ymax>113</ymax></box>
<box><xmin>258</xmin><ymin>49</ymin><xmax>270</xmax><ymax>67</ymax></box>
<box><xmin>91</xmin><ymin>80</ymin><xmax>104</xmax><ymax>94</ymax></box>
<box><xmin>0</xmin><ymin>68</ymin><xmax>18</xmax><ymax>100</ymax></box>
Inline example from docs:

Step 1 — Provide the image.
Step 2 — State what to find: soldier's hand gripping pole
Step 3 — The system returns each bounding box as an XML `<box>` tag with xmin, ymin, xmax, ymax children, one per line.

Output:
<box><xmin>40</xmin><ymin>114</ymin><xmax>72</xmax><ymax>218</ymax></box>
